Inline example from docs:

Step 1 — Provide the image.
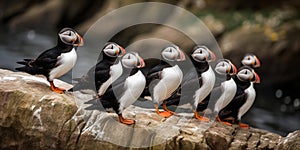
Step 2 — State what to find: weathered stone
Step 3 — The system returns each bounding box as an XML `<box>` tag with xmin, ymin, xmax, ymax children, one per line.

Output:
<box><xmin>0</xmin><ymin>69</ymin><xmax>298</xmax><ymax>149</ymax></box>
<box><xmin>229</xmin><ymin>129</ymin><xmax>251</xmax><ymax>150</ymax></box>
<box><xmin>277</xmin><ymin>130</ymin><xmax>300</xmax><ymax>150</ymax></box>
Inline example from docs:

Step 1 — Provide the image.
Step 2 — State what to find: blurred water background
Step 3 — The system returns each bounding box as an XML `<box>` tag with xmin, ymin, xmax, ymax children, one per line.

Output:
<box><xmin>0</xmin><ymin>0</ymin><xmax>300</xmax><ymax>136</ymax></box>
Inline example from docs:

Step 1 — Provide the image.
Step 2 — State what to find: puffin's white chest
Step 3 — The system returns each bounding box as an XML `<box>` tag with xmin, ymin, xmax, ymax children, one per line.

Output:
<box><xmin>118</xmin><ymin>70</ymin><xmax>146</xmax><ymax>112</ymax></box>
<box><xmin>98</xmin><ymin>61</ymin><xmax>122</xmax><ymax>96</ymax></box>
<box><xmin>214</xmin><ymin>78</ymin><xmax>237</xmax><ymax>112</ymax></box>
<box><xmin>49</xmin><ymin>48</ymin><xmax>77</xmax><ymax>80</ymax></box>
<box><xmin>153</xmin><ymin>65</ymin><xmax>183</xmax><ymax>103</ymax></box>
<box><xmin>193</xmin><ymin>66</ymin><xmax>215</xmax><ymax>107</ymax></box>
<box><xmin>238</xmin><ymin>83</ymin><xmax>256</xmax><ymax>120</ymax></box>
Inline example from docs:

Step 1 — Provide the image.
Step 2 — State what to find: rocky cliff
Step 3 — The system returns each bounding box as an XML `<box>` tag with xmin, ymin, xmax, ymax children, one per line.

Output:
<box><xmin>0</xmin><ymin>69</ymin><xmax>299</xmax><ymax>149</ymax></box>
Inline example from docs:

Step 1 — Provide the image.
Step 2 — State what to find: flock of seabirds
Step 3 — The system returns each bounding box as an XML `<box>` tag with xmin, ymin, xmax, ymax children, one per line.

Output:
<box><xmin>16</xmin><ymin>28</ymin><xmax>261</xmax><ymax>128</ymax></box>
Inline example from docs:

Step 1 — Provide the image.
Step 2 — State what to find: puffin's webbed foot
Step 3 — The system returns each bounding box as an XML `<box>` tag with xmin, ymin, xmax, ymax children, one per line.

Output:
<box><xmin>238</xmin><ymin>122</ymin><xmax>249</xmax><ymax>129</ymax></box>
<box><xmin>216</xmin><ymin>116</ymin><xmax>232</xmax><ymax>126</ymax></box>
<box><xmin>155</xmin><ymin>103</ymin><xmax>173</xmax><ymax>118</ymax></box>
<box><xmin>194</xmin><ymin>110</ymin><xmax>210</xmax><ymax>122</ymax></box>
<box><xmin>157</xmin><ymin>111</ymin><xmax>173</xmax><ymax>118</ymax></box>
<box><xmin>118</xmin><ymin>114</ymin><xmax>135</xmax><ymax>125</ymax></box>
<box><xmin>163</xmin><ymin>101</ymin><xmax>176</xmax><ymax>115</ymax></box>
<box><xmin>50</xmin><ymin>81</ymin><xmax>65</xmax><ymax>94</ymax></box>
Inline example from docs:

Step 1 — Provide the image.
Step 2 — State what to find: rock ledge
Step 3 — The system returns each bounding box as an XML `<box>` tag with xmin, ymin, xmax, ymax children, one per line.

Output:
<box><xmin>0</xmin><ymin>69</ymin><xmax>299</xmax><ymax>149</ymax></box>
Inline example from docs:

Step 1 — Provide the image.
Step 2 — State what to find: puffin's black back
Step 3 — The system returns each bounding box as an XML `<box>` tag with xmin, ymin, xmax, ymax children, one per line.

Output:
<box><xmin>70</xmin><ymin>48</ymin><xmax>119</xmax><ymax>91</ymax></box>
<box><xmin>99</xmin><ymin>66</ymin><xmax>139</xmax><ymax>114</ymax></box>
<box><xmin>16</xmin><ymin>37</ymin><xmax>74</xmax><ymax>80</ymax></box>
<box><xmin>140</xmin><ymin>60</ymin><xmax>171</xmax><ymax>97</ymax></box>
<box><xmin>218</xmin><ymin>75</ymin><xmax>251</xmax><ymax>122</ymax></box>
<box><xmin>165</xmin><ymin>59</ymin><xmax>209</xmax><ymax>107</ymax></box>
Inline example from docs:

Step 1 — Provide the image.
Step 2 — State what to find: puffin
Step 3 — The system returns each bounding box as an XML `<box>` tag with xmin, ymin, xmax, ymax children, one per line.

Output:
<box><xmin>235</xmin><ymin>53</ymin><xmax>261</xmax><ymax>128</ymax></box>
<box><xmin>16</xmin><ymin>28</ymin><xmax>84</xmax><ymax>94</ymax></box>
<box><xmin>164</xmin><ymin>45</ymin><xmax>216</xmax><ymax>121</ymax></box>
<box><xmin>97</xmin><ymin>52</ymin><xmax>146</xmax><ymax>125</ymax></box>
<box><xmin>218</xmin><ymin>66</ymin><xmax>260</xmax><ymax>128</ymax></box>
<box><xmin>69</xmin><ymin>42</ymin><xmax>126</xmax><ymax>96</ymax></box>
<box><xmin>146</xmin><ymin>45</ymin><xmax>186</xmax><ymax>118</ymax></box>
<box><xmin>212</xmin><ymin>59</ymin><xmax>238</xmax><ymax>125</ymax></box>
<box><xmin>189</xmin><ymin>46</ymin><xmax>216</xmax><ymax>122</ymax></box>
<box><xmin>241</xmin><ymin>53</ymin><xmax>261</xmax><ymax>69</ymax></box>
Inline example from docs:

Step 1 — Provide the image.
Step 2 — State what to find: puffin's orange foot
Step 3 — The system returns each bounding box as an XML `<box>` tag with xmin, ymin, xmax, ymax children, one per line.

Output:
<box><xmin>195</xmin><ymin>115</ymin><xmax>210</xmax><ymax>122</ymax></box>
<box><xmin>51</xmin><ymin>86</ymin><xmax>65</xmax><ymax>94</ymax></box>
<box><xmin>239</xmin><ymin>122</ymin><xmax>249</xmax><ymax>129</ymax></box>
<box><xmin>167</xmin><ymin>110</ymin><xmax>176</xmax><ymax>115</ymax></box>
<box><xmin>194</xmin><ymin>111</ymin><xmax>209</xmax><ymax>122</ymax></box>
<box><xmin>50</xmin><ymin>81</ymin><xmax>65</xmax><ymax>94</ymax></box>
<box><xmin>162</xmin><ymin>101</ymin><xmax>177</xmax><ymax>115</ymax></box>
<box><xmin>157</xmin><ymin>111</ymin><xmax>173</xmax><ymax>118</ymax></box>
<box><xmin>118</xmin><ymin>115</ymin><xmax>135</xmax><ymax>125</ymax></box>
<box><xmin>216</xmin><ymin>116</ymin><xmax>232</xmax><ymax>126</ymax></box>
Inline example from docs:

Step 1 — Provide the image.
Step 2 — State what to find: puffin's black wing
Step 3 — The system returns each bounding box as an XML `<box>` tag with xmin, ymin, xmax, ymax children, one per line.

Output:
<box><xmin>98</xmin><ymin>75</ymin><xmax>127</xmax><ymax>113</ymax></box>
<box><xmin>16</xmin><ymin>47</ymin><xmax>61</xmax><ymax>76</ymax></box>
<box><xmin>140</xmin><ymin>63</ymin><xmax>171</xmax><ymax>97</ymax></box>
<box><xmin>196</xmin><ymin>85</ymin><xmax>223</xmax><ymax>112</ymax></box>
<box><xmin>70</xmin><ymin>59</ymin><xmax>114</xmax><ymax>91</ymax></box>
<box><xmin>218</xmin><ymin>92</ymin><xmax>246</xmax><ymax>121</ymax></box>
<box><xmin>165</xmin><ymin>70</ymin><xmax>200</xmax><ymax>106</ymax></box>
<box><xmin>146</xmin><ymin>63</ymin><xmax>170</xmax><ymax>83</ymax></box>
<box><xmin>70</xmin><ymin>66</ymin><xmax>97</xmax><ymax>91</ymax></box>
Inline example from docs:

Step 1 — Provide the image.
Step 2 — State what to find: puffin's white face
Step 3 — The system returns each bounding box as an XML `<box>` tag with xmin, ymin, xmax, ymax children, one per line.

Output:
<box><xmin>191</xmin><ymin>46</ymin><xmax>216</xmax><ymax>62</ymax></box>
<box><xmin>161</xmin><ymin>45</ymin><xmax>186</xmax><ymax>62</ymax></box>
<box><xmin>59</xmin><ymin>28</ymin><xmax>84</xmax><ymax>46</ymax></box>
<box><xmin>103</xmin><ymin>43</ymin><xmax>126</xmax><ymax>57</ymax></box>
<box><xmin>241</xmin><ymin>54</ymin><xmax>261</xmax><ymax>68</ymax></box>
<box><xmin>121</xmin><ymin>52</ymin><xmax>145</xmax><ymax>69</ymax></box>
<box><xmin>215</xmin><ymin>59</ymin><xmax>237</xmax><ymax>75</ymax></box>
<box><xmin>237</xmin><ymin>68</ymin><xmax>260</xmax><ymax>83</ymax></box>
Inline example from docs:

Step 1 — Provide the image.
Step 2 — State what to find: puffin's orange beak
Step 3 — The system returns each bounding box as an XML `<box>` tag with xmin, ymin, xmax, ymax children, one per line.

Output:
<box><xmin>118</xmin><ymin>46</ymin><xmax>126</xmax><ymax>56</ymax></box>
<box><xmin>178</xmin><ymin>50</ymin><xmax>186</xmax><ymax>61</ymax></box>
<box><xmin>231</xmin><ymin>63</ymin><xmax>238</xmax><ymax>74</ymax></box>
<box><xmin>252</xmin><ymin>56</ymin><xmax>261</xmax><ymax>68</ymax></box>
<box><xmin>74</xmin><ymin>33</ymin><xmax>84</xmax><ymax>46</ymax></box>
<box><xmin>207</xmin><ymin>50</ymin><xmax>216</xmax><ymax>62</ymax></box>
<box><xmin>137</xmin><ymin>56</ymin><xmax>145</xmax><ymax>68</ymax></box>
<box><xmin>253</xmin><ymin>71</ymin><xmax>261</xmax><ymax>83</ymax></box>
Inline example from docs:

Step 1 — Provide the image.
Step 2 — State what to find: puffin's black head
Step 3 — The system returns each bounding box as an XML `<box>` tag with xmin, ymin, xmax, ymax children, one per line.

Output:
<box><xmin>191</xmin><ymin>45</ymin><xmax>216</xmax><ymax>63</ymax></box>
<box><xmin>161</xmin><ymin>45</ymin><xmax>186</xmax><ymax>62</ymax></box>
<box><xmin>237</xmin><ymin>66</ymin><xmax>260</xmax><ymax>83</ymax></box>
<box><xmin>121</xmin><ymin>52</ymin><xmax>145</xmax><ymax>69</ymax></box>
<box><xmin>102</xmin><ymin>42</ymin><xmax>126</xmax><ymax>57</ymax></box>
<box><xmin>215</xmin><ymin>59</ymin><xmax>237</xmax><ymax>75</ymax></box>
<box><xmin>58</xmin><ymin>28</ymin><xmax>84</xmax><ymax>47</ymax></box>
<box><xmin>241</xmin><ymin>53</ymin><xmax>261</xmax><ymax>68</ymax></box>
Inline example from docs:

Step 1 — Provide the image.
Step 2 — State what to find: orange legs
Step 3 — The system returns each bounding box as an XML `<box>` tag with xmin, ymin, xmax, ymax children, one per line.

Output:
<box><xmin>155</xmin><ymin>103</ymin><xmax>173</xmax><ymax>118</ymax></box>
<box><xmin>50</xmin><ymin>81</ymin><xmax>65</xmax><ymax>94</ymax></box>
<box><xmin>216</xmin><ymin>116</ymin><xmax>232</xmax><ymax>126</ymax></box>
<box><xmin>163</xmin><ymin>101</ymin><xmax>176</xmax><ymax>115</ymax></box>
<box><xmin>238</xmin><ymin>122</ymin><xmax>249</xmax><ymax>129</ymax></box>
<box><xmin>118</xmin><ymin>114</ymin><xmax>135</xmax><ymax>125</ymax></box>
<box><xmin>194</xmin><ymin>110</ymin><xmax>209</xmax><ymax>122</ymax></box>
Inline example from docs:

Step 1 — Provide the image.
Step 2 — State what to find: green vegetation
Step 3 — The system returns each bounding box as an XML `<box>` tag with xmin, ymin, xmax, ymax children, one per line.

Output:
<box><xmin>196</xmin><ymin>8</ymin><xmax>299</xmax><ymax>32</ymax></box>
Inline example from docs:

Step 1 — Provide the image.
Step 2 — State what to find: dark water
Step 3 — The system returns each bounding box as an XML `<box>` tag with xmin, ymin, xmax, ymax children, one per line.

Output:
<box><xmin>0</xmin><ymin>27</ymin><xmax>299</xmax><ymax>136</ymax></box>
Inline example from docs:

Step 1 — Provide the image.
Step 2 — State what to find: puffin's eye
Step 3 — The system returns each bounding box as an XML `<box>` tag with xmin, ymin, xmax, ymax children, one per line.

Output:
<box><xmin>248</xmin><ymin>57</ymin><xmax>251</xmax><ymax>60</ymax></box>
<box><xmin>169</xmin><ymin>48</ymin><xmax>172</xmax><ymax>52</ymax></box>
<box><xmin>200</xmin><ymin>50</ymin><xmax>203</xmax><ymax>54</ymax></box>
<box><xmin>245</xmin><ymin>70</ymin><xmax>248</xmax><ymax>74</ymax></box>
<box><xmin>222</xmin><ymin>63</ymin><xmax>225</xmax><ymax>67</ymax></box>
